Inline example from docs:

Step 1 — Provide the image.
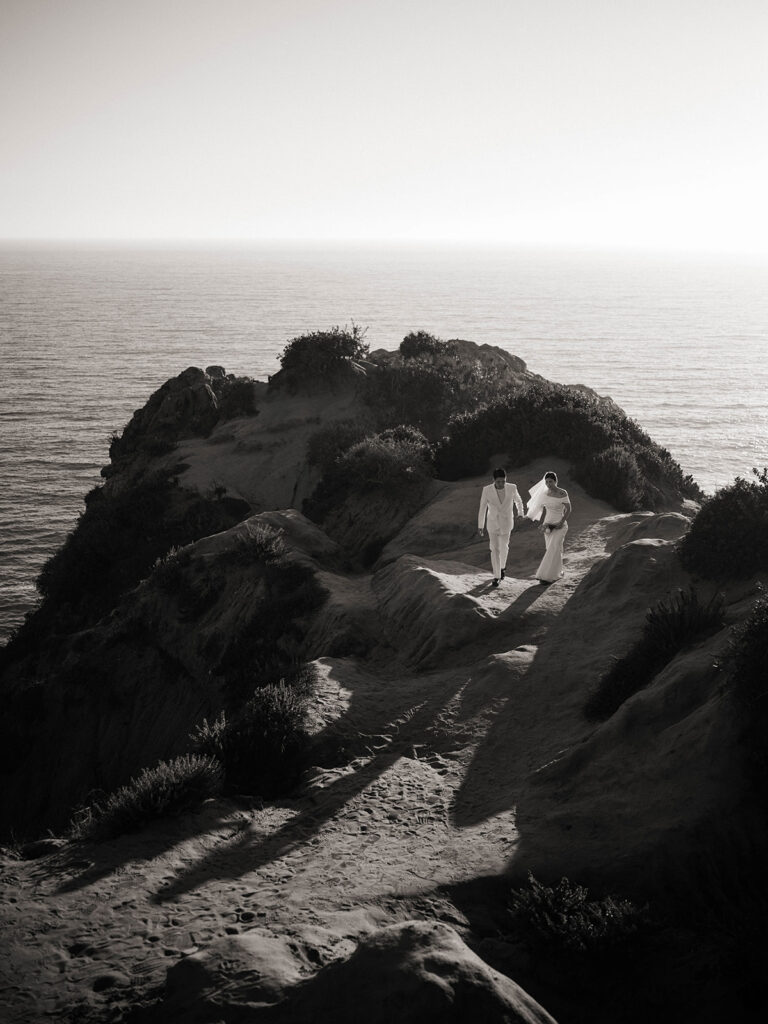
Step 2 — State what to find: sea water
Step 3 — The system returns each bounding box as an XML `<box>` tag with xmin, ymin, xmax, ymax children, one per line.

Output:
<box><xmin>1</xmin><ymin>242</ymin><xmax>767</xmax><ymax>641</ymax></box>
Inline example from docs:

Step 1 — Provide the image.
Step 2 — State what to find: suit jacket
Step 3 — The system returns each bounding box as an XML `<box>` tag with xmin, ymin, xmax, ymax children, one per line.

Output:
<box><xmin>478</xmin><ymin>482</ymin><xmax>524</xmax><ymax>532</ymax></box>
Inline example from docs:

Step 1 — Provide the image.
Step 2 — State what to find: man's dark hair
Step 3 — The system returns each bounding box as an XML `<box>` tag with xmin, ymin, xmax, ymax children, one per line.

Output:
<box><xmin>492</xmin><ymin>467</ymin><xmax>506</xmax><ymax>479</ymax></box>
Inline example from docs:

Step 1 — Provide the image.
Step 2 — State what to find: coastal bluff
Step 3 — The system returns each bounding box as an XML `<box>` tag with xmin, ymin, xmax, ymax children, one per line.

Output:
<box><xmin>0</xmin><ymin>337</ymin><xmax>761</xmax><ymax>1024</ymax></box>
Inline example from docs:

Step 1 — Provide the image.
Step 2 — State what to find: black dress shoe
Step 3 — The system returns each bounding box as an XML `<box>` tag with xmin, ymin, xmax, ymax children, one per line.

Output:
<box><xmin>491</xmin><ymin>578</ymin><xmax>499</xmax><ymax>588</ymax></box>
<box><xmin>500</xmin><ymin>569</ymin><xmax>505</xmax><ymax>580</ymax></box>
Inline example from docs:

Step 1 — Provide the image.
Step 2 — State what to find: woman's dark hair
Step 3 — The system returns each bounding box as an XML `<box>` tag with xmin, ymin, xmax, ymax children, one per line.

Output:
<box><xmin>493</xmin><ymin>467</ymin><xmax>507</xmax><ymax>479</ymax></box>
<box><xmin>544</xmin><ymin>471</ymin><xmax>558</xmax><ymax>483</ymax></box>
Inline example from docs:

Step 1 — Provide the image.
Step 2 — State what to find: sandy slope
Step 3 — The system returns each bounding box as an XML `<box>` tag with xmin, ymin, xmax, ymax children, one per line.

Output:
<box><xmin>0</xmin><ymin>462</ymin><xmax>719</xmax><ymax>1023</ymax></box>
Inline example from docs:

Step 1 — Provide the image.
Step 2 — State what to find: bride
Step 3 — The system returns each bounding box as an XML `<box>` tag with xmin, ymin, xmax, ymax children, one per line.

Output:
<box><xmin>526</xmin><ymin>471</ymin><xmax>571</xmax><ymax>583</ymax></box>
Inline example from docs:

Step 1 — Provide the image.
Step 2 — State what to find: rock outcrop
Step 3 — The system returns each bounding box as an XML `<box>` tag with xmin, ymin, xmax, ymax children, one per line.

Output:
<box><xmin>0</xmin><ymin>509</ymin><xmax>337</xmax><ymax>834</ymax></box>
<box><xmin>141</xmin><ymin>921</ymin><xmax>555</xmax><ymax>1024</ymax></box>
<box><xmin>368</xmin><ymin>339</ymin><xmax>528</xmax><ymax>376</ymax></box>
<box><xmin>109</xmin><ymin>366</ymin><xmax>246</xmax><ymax>461</ymax></box>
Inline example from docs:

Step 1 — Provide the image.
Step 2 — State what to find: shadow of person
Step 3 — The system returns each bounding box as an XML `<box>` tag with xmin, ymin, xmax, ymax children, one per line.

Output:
<box><xmin>468</xmin><ymin>579</ymin><xmax>497</xmax><ymax>595</ymax></box>
<box><xmin>496</xmin><ymin>582</ymin><xmax>550</xmax><ymax>617</ymax></box>
<box><xmin>450</xmin><ymin>564</ymin><xmax>603</xmax><ymax>833</ymax></box>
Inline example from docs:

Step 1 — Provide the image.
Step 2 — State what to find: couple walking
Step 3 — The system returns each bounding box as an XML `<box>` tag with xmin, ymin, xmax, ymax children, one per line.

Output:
<box><xmin>477</xmin><ymin>468</ymin><xmax>571</xmax><ymax>587</ymax></box>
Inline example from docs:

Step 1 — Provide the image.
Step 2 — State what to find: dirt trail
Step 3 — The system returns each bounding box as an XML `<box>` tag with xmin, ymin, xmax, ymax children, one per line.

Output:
<box><xmin>0</xmin><ymin>488</ymin><xmax>640</xmax><ymax>1023</ymax></box>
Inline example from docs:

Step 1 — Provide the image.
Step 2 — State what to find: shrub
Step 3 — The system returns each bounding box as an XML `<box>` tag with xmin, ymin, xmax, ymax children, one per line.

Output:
<box><xmin>305</xmin><ymin>415</ymin><xmax>370</xmax><ymax>475</ymax></box>
<box><xmin>575</xmin><ymin>444</ymin><xmax>646</xmax><ymax>512</ymax></box>
<box><xmin>69</xmin><ymin>754</ymin><xmax>223</xmax><ymax>841</ymax></box>
<box><xmin>192</xmin><ymin>674</ymin><xmax>315</xmax><ymax>795</ymax></box>
<box><xmin>584</xmin><ymin>587</ymin><xmax>725</xmax><ymax>721</ymax></box>
<box><xmin>307</xmin><ymin>419</ymin><xmax>370</xmax><ymax>475</ymax></box>
<box><xmin>151</xmin><ymin>546</ymin><xmax>192</xmax><ymax>591</ymax></box>
<box><xmin>305</xmin><ymin>425</ymin><xmax>433</xmax><ymax>523</ymax></box>
<box><xmin>680</xmin><ymin>468</ymin><xmax>768</xmax><ymax>579</ymax></box>
<box><xmin>508</xmin><ymin>872</ymin><xmax>645</xmax><ymax>955</ymax></box>
<box><xmin>435</xmin><ymin>379</ymin><xmax>701</xmax><ymax>509</ymax></box>
<box><xmin>275</xmin><ymin>324</ymin><xmax>369</xmax><ymax>390</ymax></box>
<box><xmin>213</xmin><ymin>558</ymin><xmax>327</xmax><ymax>703</ymax></box>
<box><xmin>365</xmin><ymin>349</ymin><xmax>512</xmax><ymax>441</ymax></box>
<box><xmin>731</xmin><ymin>597</ymin><xmax>768</xmax><ymax>699</ymax></box>
<box><xmin>507</xmin><ymin>857</ymin><xmax>768</xmax><ymax>1020</ymax></box>
<box><xmin>346</xmin><ymin>426</ymin><xmax>433</xmax><ymax>487</ymax></box>
<box><xmin>152</xmin><ymin>545</ymin><xmax>230</xmax><ymax>618</ymax></box>
<box><xmin>31</xmin><ymin>471</ymin><xmax>248</xmax><ymax>634</ymax></box>
<box><xmin>730</xmin><ymin>597</ymin><xmax>768</xmax><ymax>793</ymax></box>
<box><xmin>644</xmin><ymin>586</ymin><xmax>725</xmax><ymax>652</ymax></box>
<box><xmin>230</xmin><ymin>522</ymin><xmax>286</xmax><ymax>565</ymax></box>
<box><xmin>288</xmin><ymin>661</ymin><xmax>321</xmax><ymax>698</ymax></box>
<box><xmin>216</xmin><ymin>376</ymin><xmax>256</xmax><ymax>419</ymax></box>
<box><xmin>366</xmin><ymin>362</ymin><xmax>454</xmax><ymax>438</ymax></box>
<box><xmin>108</xmin><ymin>429</ymin><xmax>122</xmax><ymax>460</ymax></box>
<box><xmin>399</xmin><ymin>330</ymin><xmax>445</xmax><ymax>359</ymax></box>
<box><xmin>436</xmin><ymin>381</ymin><xmax>618</xmax><ymax>478</ymax></box>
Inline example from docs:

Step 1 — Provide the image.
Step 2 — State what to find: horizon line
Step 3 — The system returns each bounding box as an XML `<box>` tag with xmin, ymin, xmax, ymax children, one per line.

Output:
<box><xmin>2</xmin><ymin>237</ymin><xmax>768</xmax><ymax>259</ymax></box>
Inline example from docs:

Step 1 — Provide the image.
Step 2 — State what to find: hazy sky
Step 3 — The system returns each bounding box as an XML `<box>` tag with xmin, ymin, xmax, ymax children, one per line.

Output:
<box><xmin>2</xmin><ymin>0</ymin><xmax>767</xmax><ymax>250</ymax></box>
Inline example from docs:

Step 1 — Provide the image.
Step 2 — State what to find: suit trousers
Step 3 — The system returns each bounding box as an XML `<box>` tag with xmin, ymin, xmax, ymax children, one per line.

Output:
<box><xmin>487</xmin><ymin>528</ymin><xmax>511</xmax><ymax>579</ymax></box>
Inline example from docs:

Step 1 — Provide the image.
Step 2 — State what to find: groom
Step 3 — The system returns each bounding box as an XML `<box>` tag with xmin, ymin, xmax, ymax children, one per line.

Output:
<box><xmin>478</xmin><ymin>467</ymin><xmax>525</xmax><ymax>587</ymax></box>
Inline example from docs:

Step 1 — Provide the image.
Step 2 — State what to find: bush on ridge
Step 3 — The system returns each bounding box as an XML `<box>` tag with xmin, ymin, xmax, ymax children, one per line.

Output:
<box><xmin>275</xmin><ymin>324</ymin><xmax>369</xmax><ymax>391</ymax></box>
<box><xmin>304</xmin><ymin>424</ymin><xmax>434</xmax><ymax>523</ymax></box>
<box><xmin>399</xmin><ymin>330</ymin><xmax>446</xmax><ymax>360</ymax></box>
<box><xmin>69</xmin><ymin>754</ymin><xmax>223</xmax><ymax>842</ymax></box>
<box><xmin>575</xmin><ymin>443</ymin><xmax>646</xmax><ymax>512</ymax></box>
<box><xmin>680</xmin><ymin>468</ymin><xmax>768</xmax><ymax>579</ymax></box>
<box><xmin>584</xmin><ymin>587</ymin><xmax>725</xmax><ymax>721</ymax></box>
<box><xmin>191</xmin><ymin>671</ymin><xmax>317</xmax><ymax>796</ymax></box>
<box><xmin>508</xmin><ymin>871</ymin><xmax>646</xmax><ymax>955</ymax></box>
<box><xmin>30</xmin><ymin>470</ymin><xmax>247</xmax><ymax>633</ymax></box>
<box><xmin>729</xmin><ymin>596</ymin><xmax>768</xmax><ymax>794</ymax></box>
<box><xmin>366</xmin><ymin>337</ymin><xmax>513</xmax><ymax>441</ymax></box>
<box><xmin>307</xmin><ymin>419</ymin><xmax>371</xmax><ymax>476</ymax></box>
<box><xmin>435</xmin><ymin>379</ymin><xmax>700</xmax><ymax>510</ymax></box>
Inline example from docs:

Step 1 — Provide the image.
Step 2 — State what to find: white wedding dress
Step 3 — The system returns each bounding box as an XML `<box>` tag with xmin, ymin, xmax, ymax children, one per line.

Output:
<box><xmin>535</xmin><ymin>494</ymin><xmax>569</xmax><ymax>582</ymax></box>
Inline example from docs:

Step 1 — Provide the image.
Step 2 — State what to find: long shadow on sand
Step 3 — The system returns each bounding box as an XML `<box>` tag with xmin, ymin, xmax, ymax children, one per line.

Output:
<box><xmin>448</xmin><ymin>501</ymin><xmax>613</xmax><ymax>834</ymax></box>
<box><xmin>50</xmin><ymin>643</ymin><xmax>496</xmax><ymax>899</ymax></box>
<box><xmin>51</xmin><ymin>804</ymin><xmax>244</xmax><ymax>895</ymax></box>
<box><xmin>450</xmin><ymin>571</ymin><xmax>599</xmax><ymax>835</ymax></box>
<box><xmin>497</xmin><ymin>581</ymin><xmax>551</xmax><ymax>617</ymax></box>
<box><xmin>149</xmin><ymin>676</ymin><xmax>471</xmax><ymax>903</ymax></box>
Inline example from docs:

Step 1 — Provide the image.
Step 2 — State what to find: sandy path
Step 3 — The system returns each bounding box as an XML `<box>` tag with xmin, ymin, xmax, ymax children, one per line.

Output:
<box><xmin>0</xmin><ymin>498</ymin><xmax>619</xmax><ymax>1023</ymax></box>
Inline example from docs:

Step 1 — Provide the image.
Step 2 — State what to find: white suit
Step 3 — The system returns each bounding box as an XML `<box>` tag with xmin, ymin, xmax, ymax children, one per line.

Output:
<box><xmin>478</xmin><ymin>482</ymin><xmax>524</xmax><ymax>580</ymax></box>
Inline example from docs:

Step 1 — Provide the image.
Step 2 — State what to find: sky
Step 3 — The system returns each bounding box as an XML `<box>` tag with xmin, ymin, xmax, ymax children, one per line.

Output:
<box><xmin>1</xmin><ymin>0</ymin><xmax>767</xmax><ymax>251</ymax></box>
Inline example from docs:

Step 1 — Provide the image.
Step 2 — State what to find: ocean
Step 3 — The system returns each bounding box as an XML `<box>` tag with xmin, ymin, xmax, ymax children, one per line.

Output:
<box><xmin>1</xmin><ymin>242</ymin><xmax>767</xmax><ymax>642</ymax></box>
